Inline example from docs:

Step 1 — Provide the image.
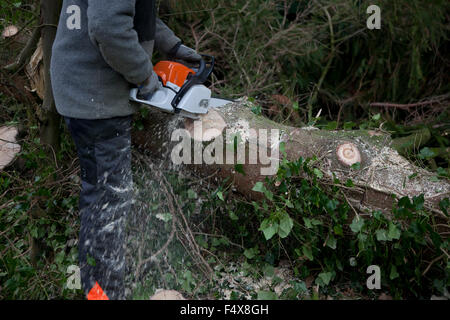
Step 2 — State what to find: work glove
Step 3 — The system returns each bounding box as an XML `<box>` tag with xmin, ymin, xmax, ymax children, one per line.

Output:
<box><xmin>137</xmin><ymin>71</ymin><xmax>161</xmax><ymax>100</ymax></box>
<box><xmin>169</xmin><ymin>42</ymin><xmax>202</xmax><ymax>63</ymax></box>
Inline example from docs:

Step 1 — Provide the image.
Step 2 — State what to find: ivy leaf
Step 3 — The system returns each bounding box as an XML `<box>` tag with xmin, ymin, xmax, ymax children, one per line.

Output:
<box><xmin>264</xmin><ymin>190</ymin><xmax>274</xmax><ymax>202</ymax></box>
<box><xmin>243</xmin><ymin>247</ymin><xmax>259</xmax><ymax>259</ymax></box>
<box><xmin>313</xmin><ymin>168</ymin><xmax>323</xmax><ymax>179</ymax></box>
<box><xmin>304</xmin><ymin>218</ymin><xmax>322</xmax><ymax>229</ymax></box>
<box><xmin>418</xmin><ymin>147</ymin><xmax>435</xmax><ymax>159</ymax></box>
<box><xmin>357</xmin><ymin>233</ymin><xmax>367</xmax><ymax>251</ymax></box>
<box><xmin>181</xmin><ymin>270</ymin><xmax>195</xmax><ymax>293</ymax></box>
<box><xmin>316</xmin><ymin>272</ymin><xmax>333</xmax><ymax>286</ymax></box>
<box><xmin>257</xmin><ymin>291</ymin><xmax>277</xmax><ymax>300</ymax></box>
<box><xmin>373</xmin><ymin>210</ymin><xmax>384</xmax><ymax>221</ymax></box>
<box><xmin>344</xmin><ymin>121</ymin><xmax>356</xmax><ymax>130</ymax></box>
<box><xmin>303</xmin><ymin>218</ymin><xmax>313</xmax><ymax>229</ymax></box>
<box><xmin>285</xmin><ymin>199</ymin><xmax>294</xmax><ymax>208</ymax></box>
<box><xmin>312</xmin><ymin>219</ymin><xmax>323</xmax><ymax>226</ymax></box>
<box><xmin>325</xmin><ymin>121</ymin><xmax>338</xmax><ymax>130</ymax></box>
<box><xmin>263</xmin><ymin>264</ymin><xmax>275</xmax><ymax>278</ymax></box>
<box><xmin>387</xmin><ymin>222</ymin><xmax>401</xmax><ymax>240</ymax></box>
<box><xmin>30</xmin><ymin>227</ymin><xmax>38</xmax><ymax>238</ymax></box>
<box><xmin>430</xmin><ymin>176</ymin><xmax>440</xmax><ymax>182</ymax></box>
<box><xmin>351</xmin><ymin>162</ymin><xmax>361</xmax><ymax>170</ymax></box>
<box><xmin>334</xmin><ymin>225</ymin><xmax>343</xmax><ymax>236</ymax></box>
<box><xmin>187</xmin><ymin>189</ymin><xmax>197</xmax><ymax>199</ymax></box>
<box><xmin>412</xmin><ymin>194</ymin><xmax>425</xmax><ymax>211</ymax></box>
<box><xmin>302</xmin><ymin>245</ymin><xmax>313</xmax><ymax>261</ymax></box>
<box><xmin>280</xmin><ymin>142</ymin><xmax>287</xmax><ymax>157</ymax></box>
<box><xmin>278</xmin><ymin>215</ymin><xmax>294</xmax><ymax>238</ymax></box>
<box><xmin>156</xmin><ymin>213</ymin><xmax>172</xmax><ymax>222</ymax></box>
<box><xmin>436</xmin><ymin>167</ymin><xmax>449</xmax><ymax>178</ymax></box>
<box><xmin>390</xmin><ymin>265</ymin><xmax>399</xmax><ymax>280</ymax></box>
<box><xmin>325</xmin><ymin>199</ymin><xmax>338</xmax><ymax>212</ymax></box>
<box><xmin>326</xmin><ymin>234</ymin><xmax>337</xmax><ymax>250</ymax></box>
<box><xmin>217</xmin><ymin>191</ymin><xmax>224</xmax><ymax>201</ymax></box>
<box><xmin>252</xmin><ymin>182</ymin><xmax>265</xmax><ymax>193</ymax></box>
<box><xmin>260</xmin><ymin>219</ymin><xmax>278</xmax><ymax>240</ymax></box>
<box><xmin>350</xmin><ymin>217</ymin><xmax>365</xmax><ymax>233</ymax></box>
<box><xmin>251</xmin><ymin>104</ymin><xmax>262</xmax><ymax>115</ymax></box>
<box><xmin>229</xmin><ymin>211</ymin><xmax>239</xmax><ymax>221</ymax></box>
<box><xmin>293</xmin><ymin>281</ymin><xmax>308</xmax><ymax>294</ymax></box>
<box><xmin>376</xmin><ymin>229</ymin><xmax>389</xmax><ymax>242</ymax></box>
<box><xmin>54</xmin><ymin>251</ymin><xmax>65</xmax><ymax>265</ymax></box>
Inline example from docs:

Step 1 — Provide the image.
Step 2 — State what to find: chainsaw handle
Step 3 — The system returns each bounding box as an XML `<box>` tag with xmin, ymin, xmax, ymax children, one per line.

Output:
<box><xmin>196</xmin><ymin>54</ymin><xmax>214</xmax><ymax>82</ymax></box>
<box><xmin>172</xmin><ymin>54</ymin><xmax>215</xmax><ymax>110</ymax></box>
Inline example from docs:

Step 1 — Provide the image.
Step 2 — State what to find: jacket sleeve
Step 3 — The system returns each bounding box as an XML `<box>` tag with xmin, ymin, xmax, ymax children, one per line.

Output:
<box><xmin>87</xmin><ymin>0</ymin><xmax>152</xmax><ymax>85</ymax></box>
<box><xmin>154</xmin><ymin>18</ymin><xmax>181</xmax><ymax>54</ymax></box>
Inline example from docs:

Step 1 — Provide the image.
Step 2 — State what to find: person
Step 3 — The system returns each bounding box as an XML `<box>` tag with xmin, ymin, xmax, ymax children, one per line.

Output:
<box><xmin>50</xmin><ymin>0</ymin><xmax>201</xmax><ymax>300</ymax></box>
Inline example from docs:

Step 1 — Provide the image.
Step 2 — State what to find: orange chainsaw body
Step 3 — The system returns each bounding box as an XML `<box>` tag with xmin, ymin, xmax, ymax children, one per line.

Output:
<box><xmin>153</xmin><ymin>61</ymin><xmax>195</xmax><ymax>88</ymax></box>
<box><xmin>130</xmin><ymin>55</ymin><xmax>231</xmax><ymax>119</ymax></box>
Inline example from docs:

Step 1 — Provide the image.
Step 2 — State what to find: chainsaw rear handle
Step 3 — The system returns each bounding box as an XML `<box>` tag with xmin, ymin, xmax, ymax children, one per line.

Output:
<box><xmin>196</xmin><ymin>54</ymin><xmax>215</xmax><ymax>82</ymax></box>
<box><xmin>172</xmin><ymin>54</ymin><xmax>215</xmax><ymax>110</ymax></box>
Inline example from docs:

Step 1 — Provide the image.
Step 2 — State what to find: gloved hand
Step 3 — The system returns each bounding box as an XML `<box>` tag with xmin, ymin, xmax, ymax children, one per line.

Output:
<box><xmin>170</xmin><ymin>43</ymin><xmax>202</xmax><ymax>63</ymax></box>
<box><xmin>137</xmin><ymin>71</ymin><xmax>161</xmax><ymax>100</ymax></box>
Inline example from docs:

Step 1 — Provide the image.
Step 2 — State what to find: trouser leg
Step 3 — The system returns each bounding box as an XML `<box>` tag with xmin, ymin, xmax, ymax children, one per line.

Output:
<box><xmin>65</xmin><ymin>115</ymin><xmax>133</xmax><ymax>300</ymax></box>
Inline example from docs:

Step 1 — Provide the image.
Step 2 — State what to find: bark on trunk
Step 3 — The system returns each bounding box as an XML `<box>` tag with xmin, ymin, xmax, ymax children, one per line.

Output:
<box><xmin>39</xmin><ymin>0</ymin><xmax>61</xmax><ymax>151</ymax></box>
<box><xmin>132</xmin><ymin>98</ymin><xmax>450</xmax><ymax>219</ymax></box>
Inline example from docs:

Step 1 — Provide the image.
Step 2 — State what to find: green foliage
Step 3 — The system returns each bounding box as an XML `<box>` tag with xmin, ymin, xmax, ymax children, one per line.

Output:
<box><xmin>214</xmin><ymin>157</ymin><xmax>449</xmax><ymax>298</ymax></box>
<box><xmin>0</xmin><ymin>124</ymin><xmax>82</xmax><ymax>299</ymax></box>
<box><xmin>0</xmin><ymin>1</ymin><xmax>36</xmax><ymax>28</ymax></box>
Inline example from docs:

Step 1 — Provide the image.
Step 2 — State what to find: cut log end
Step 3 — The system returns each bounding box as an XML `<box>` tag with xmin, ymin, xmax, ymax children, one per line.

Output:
<box><xmin>2</xmin><ymin>25</ymin><xmax>19</xmax><ymax>39</ymax></box>
<box><xmin>184</xmin><ymin>108</ymin><xmax>226</xmax><ymax>142</ymax></box>
<box><xmin>336</xmin><ymin>142</ymin><xmax>361</xmax><ymax>166</ymax></box>
<box><xmin>0</xmin><ymin>126</ymin><xmax>21</xmax><ymax>170</ymax></box>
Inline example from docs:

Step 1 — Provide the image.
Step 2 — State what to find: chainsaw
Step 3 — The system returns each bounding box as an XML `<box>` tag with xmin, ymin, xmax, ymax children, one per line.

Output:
<box><xmin>130</xmin><ymin>54</ymin><xmax>231</xmax><ymax>119</ymax></box>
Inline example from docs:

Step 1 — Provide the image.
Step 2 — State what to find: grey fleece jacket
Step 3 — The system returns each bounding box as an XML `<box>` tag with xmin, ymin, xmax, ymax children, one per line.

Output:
<box><xmin>50</xmin><ymin>0</ymin><xmax>180</xmax><ymax>120</ymax></box>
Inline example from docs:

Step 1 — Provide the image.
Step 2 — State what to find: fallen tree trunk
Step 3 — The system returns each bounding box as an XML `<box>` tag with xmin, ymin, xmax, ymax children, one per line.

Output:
<box><xmin>133</xmin><ymin>98</ymin><xmax>449</xmax><ymax>218</ymax></box>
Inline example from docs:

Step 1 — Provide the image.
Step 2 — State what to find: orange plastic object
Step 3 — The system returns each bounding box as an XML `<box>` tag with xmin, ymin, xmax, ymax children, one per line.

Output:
<box><xmin>87</xmin><ymin>282</ymin><xmax>109</xmax><ymax>300</ymax></box>
<box><xmin>153</xmin><ymin>61</ymin><xmax>195</xmax><ymax>88</ymax></box>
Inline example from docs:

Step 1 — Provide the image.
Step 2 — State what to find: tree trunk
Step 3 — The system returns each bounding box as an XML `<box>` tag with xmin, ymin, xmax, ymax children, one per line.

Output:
<box><xmin>39</xmin><ymin>0</ymin><xmax>62</xmax><ymax>151</ymax></box>
<box><xmin>132</xmin><ymin>98</ymin><xmax>450</xmax><ymax>219</ymax></box>
<box><xmin>27</xmin><ymin>0</ymin><xmax>62</xmax><ymax>266</ymax></box>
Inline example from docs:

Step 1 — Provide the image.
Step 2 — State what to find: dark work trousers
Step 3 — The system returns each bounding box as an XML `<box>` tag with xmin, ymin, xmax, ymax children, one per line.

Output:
<box><xmin>65</xmin><ymin>115</ymin><xmax>133</xmax><ymax>300</ymax></box>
